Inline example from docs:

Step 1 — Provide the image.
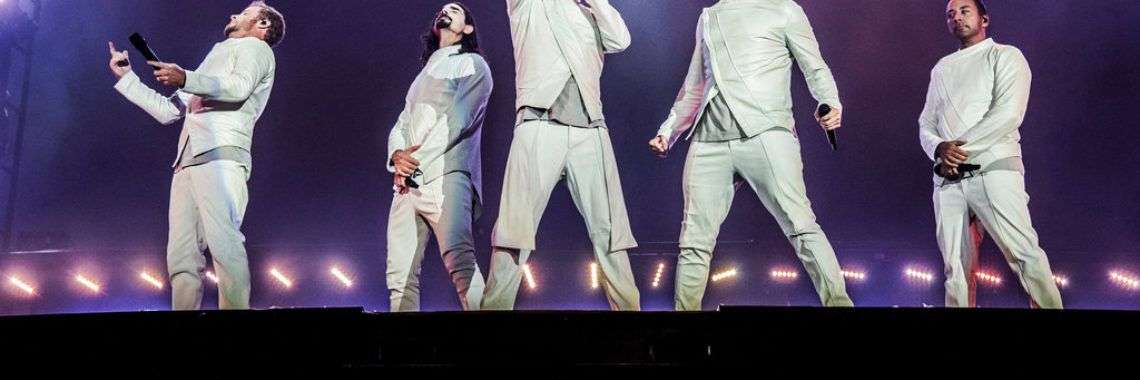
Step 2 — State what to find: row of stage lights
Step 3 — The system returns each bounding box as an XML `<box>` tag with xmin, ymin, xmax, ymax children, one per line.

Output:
<box><xmin>3</xmin><ymin>266</ymin><xmax>356</xmax><ymax>298</ymax></box>
<box><xmin>4</xmin><ymin>263</ymin><xmax>1140</xmax><ymax>298</ymax></box>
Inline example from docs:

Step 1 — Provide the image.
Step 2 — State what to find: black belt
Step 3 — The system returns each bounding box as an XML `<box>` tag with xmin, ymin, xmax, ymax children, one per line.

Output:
<box><xmin>934</xmin><ymin>163</ymin><xmax>982</xmax><ymax>181</ymax></box>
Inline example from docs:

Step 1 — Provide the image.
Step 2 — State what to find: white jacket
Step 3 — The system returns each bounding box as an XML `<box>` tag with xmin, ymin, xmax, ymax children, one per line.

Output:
<box><xmin>919</xmin><ymin>38</ymin><xmax>1031</xmax><ymax>169</ymax></box>
<box><xmin>508</xmin><ymin>0</ymin><xmax>630</xmax><ymax>121</ymax></box>
<box><xmin>657</xmin><ymin>0</ymin><xmax>841</xmax><ymax>147</ymax></box>
<box><xmin>114</xmin><ymin>37</ymin><xmax>276</xmax><ymax>167</ymax></box>
<box><xmin>386</xmin><ymin>45</ymin><xmax>493</xmax><ymax>201</ymax></box>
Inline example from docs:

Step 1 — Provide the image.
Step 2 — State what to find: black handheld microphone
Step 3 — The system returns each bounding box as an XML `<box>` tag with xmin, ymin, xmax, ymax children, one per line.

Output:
<box><xmin>406</xmin><ymin>169</ymin><xmax>423</xmax><ymax>189</ymax></box>
<box><xmin>128</xmin><ymin>33</ymin><xmax>162</xmax><ymax>70</ymax></box>
<box><xmin>390</xmin><ymin>154</ymin><xmax>423</xmax><ymax>189</ymax></box>
<box><xmin>818</xmin><ymin>104</ymin><xmax>838</xmax><ymax>151</ymax></box>
<box><xmin>934</xmin><ymin>163</ymin><xmax>982</xmax><ymax>180</ymax></box>
<box><xmin>435</xmin><ymin>11</ymin><xmax>452</xmax><ymax>29</ymax></box>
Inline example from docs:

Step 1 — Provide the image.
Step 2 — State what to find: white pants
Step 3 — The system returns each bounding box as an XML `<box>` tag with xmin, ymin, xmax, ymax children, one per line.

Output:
<box><xmin>167</xmin><ymin>160</ymin><xmax>251</xmax><ymax>310</ymax></box>
<box><xmin>933</xmin><ymin>170</ymin><xmax>1063</xmax><ymax>308</ymax></box>
<box><xmin>675</xmin><ymin>130</ymin><xmax>852</xmax><ymax>310</ymax></box>
<box><xmin>482</xmin><ymin>121</ymin><xmax>641</xmax><ymax>310</ymax></box>
<box><xmin>387</xmin><ymin>172</ymin><xmax>485</xmax><ymax>312</ymax></box>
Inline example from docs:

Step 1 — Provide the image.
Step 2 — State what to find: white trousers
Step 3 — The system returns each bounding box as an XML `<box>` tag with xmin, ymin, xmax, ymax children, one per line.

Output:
<box><xmin>482</xmin><ymin>121</ymin><xmax>641</xmax><ymax>310</ymax></box>
<box><xmin>386</xmin><ymin>173</ymin><xmax>485</xmax><ymax>312</ymax></box>
<box><xmin>933</xmin><ymin>170</ymin><xmax>1063</xmax><ymax>308</ymax></box>
<box><xmin>167</xmin><ymin>160</ymin><xmax>251</xmax><ymax>310</ymax></box>
<box><xmin>675</xmin><ymin>130</ymin><xmax>853</xmax><ymax>310</ymax></box>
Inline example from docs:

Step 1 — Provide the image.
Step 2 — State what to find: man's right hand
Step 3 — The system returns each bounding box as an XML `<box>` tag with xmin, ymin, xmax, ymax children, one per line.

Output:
<box><xmin>108</xmin><ymin>41</ymin><xmax>131</xmax><ymax>79</ymax></box>
<box><xmin>391</xmin><ymin>145</ymin><xmax>422</xmax><ymax>177</ymax></box>
<box><xmin>648</xmin><ymin>135</ymin><xmax>668</xmax><ymax>158</ymax></box>
<box><xmin>936</xmin><ymin>140</ymin><xmax>969</xmax><ymax>168</ymax></box>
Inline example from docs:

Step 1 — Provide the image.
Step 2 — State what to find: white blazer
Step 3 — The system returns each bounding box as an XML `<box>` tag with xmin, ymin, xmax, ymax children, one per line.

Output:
<box><xmin>508</xmin><ymin>0</ymin><xmax>630</xmax><ymax>121</ymax></box>
<box><xmin>114</xmin><ymin>37</ymin><xmax>276</xmax><ymax>167</ymax></box>
<box><xmin>657</xmin><ymin>0</ymin><xmax>841</xmax><ymax>147</ymax></box>
<box><xmin>919</xmin><ymin>38</ymin><xmax>1031</xmax><ymax>169</ymax></box>
<box><xmin>387</xmin><ymin>45</ymin><xmax>493</xmax><ymax>202</ymax></box>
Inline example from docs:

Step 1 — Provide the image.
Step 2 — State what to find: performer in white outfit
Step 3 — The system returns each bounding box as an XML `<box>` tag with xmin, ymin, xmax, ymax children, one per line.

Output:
<box><xmin>385</xmin><ymin>2</ymin><xmax>492</xmax><ymax>312</ymax></box>
<box><xmin>649</xmin><ymin>0</ymin><xmax>853</xmax><ymax>310</ymax></box>
<box><xmin>482</xmin><ymin>0</ymin><xmax>640</xmax><ymax>311</ymax></box>
<box><xmin>919</xmin><ymin>0</ymin><xmax>1062</xmax><ymax>308</ymax></box>
<box><xmin>107</xmin><ymin>2</ymin><xmax>285</xmax><ymax>310</ymax></box>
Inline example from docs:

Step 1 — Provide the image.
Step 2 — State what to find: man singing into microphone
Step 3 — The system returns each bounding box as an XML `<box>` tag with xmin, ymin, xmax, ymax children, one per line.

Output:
<box><xmin>648</xmin><ymin>0</ymin><xmax>853</xmax><ymax>310</ymax></box>
<box><xmin>482</xmin><ymin>0</ymin><xmax>640</xmax><ymax>310</ymax></box>
<box><xmin>919</xmin><ymin>0</ymin><xmax>1062</xmax><ymax>308</ymax></box>
<box><xmin>385</xmin><ymin>2</ymin><xmax>492</xmax><ymax>312</ymax></box>
<box><xmin>107</xmin><ymin>2</ymin><xmax>284</xmax><ymax>310</ymax></box>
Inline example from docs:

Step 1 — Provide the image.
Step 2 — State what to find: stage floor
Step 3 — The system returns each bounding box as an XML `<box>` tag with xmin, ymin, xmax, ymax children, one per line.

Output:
<box><xmin>0</xmin><ymin>306</ymin><xmax>1133</xmax><ymax>372</ymax></box>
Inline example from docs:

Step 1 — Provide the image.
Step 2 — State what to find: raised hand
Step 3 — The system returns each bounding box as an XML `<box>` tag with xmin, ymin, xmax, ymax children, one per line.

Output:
<box><xmin>108</xmin><ymin>41</ymin><xmax>132</xmax><ymax>79</ymax></box>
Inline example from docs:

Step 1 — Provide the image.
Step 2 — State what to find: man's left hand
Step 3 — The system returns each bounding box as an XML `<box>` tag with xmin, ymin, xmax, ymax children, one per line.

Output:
<box><xmin>148</xmin><ymin>61</ymin><xmax>187</xmax><ymax>88</ymax></box>
<box><xmin>817</xmin><ymin>105</ymin><xmax>842</xmax><ymax>131</ymax></box>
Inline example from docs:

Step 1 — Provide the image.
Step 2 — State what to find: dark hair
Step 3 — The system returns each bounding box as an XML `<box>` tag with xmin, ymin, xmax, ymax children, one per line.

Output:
<box><xmin>250</xmin><ymin>1</ymin><xmax>286</xmax><ymax>47</ymax></box>
<box><xmin>971</xmin><ymin>0</ymin><xmax>988</xmax><ymax>16</ymax></box>
<box><xmin>421</xmin><ymin>2</ymin><xmax>481</xmax><ymax>65</ymax></box>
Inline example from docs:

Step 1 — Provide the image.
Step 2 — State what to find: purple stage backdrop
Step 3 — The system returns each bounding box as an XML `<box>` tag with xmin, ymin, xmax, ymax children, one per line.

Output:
<box><xmin>3</xmin><ymin>1</ymin><xmax>1138</xmax><ymax>312</ymax></box>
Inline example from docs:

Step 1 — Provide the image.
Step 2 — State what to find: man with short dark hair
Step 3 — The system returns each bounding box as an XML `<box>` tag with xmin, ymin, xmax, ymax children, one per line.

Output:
<box><xmin>107</xmin><ymin>2</ymin><xmax>285</xmax><ymax>310</ymax></box>
<box><xmin>919</xmin><ymin>0</ymin><xmax>1063</xmax><ymax>308</ymax></box>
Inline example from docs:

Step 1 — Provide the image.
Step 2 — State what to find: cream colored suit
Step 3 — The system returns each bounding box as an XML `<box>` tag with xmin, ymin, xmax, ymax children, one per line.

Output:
<box><xmin>657</xmin><ymin>0</ymin><xmax>852</xmax><ymax>310</ymax></box>
<box><xmin>114</xmin><ymin>37</ymin><xmax>276</xmax><ymax>310</ymax></box>
<box><xmin>918</xmin><ymin>38</ymin><xmax>1062</xmax><ymax>308</ymax></box>
<box><xmin>483</xmin><ymin>0</ymin><xmax>640</xmax><ymax>311</ymax></box>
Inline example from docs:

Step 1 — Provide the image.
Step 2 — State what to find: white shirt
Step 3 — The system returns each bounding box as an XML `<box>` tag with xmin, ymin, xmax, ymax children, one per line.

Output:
<box><xmin>919</xmin><ymin>38</ymin><xmax>1032</xmax><ymax>169</ymax></box>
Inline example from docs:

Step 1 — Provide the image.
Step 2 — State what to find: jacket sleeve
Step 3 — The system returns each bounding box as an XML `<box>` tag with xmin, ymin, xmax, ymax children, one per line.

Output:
<box><xmin>181</xmin><ymin>40</ymin><xmax>275</xmax><ymax>103</ymax></box>
<box><xmin>582</xmin><ymin>0</ymin><xmax>632</xmax><ymax>54</ymax></box>
<box><xmin>113</xmin><ymin>70</ymin><xmax>186</xmax><ymax>126</ymax></box>
<box><xmin>656</xmin><ymin>17</ymin><xmax>708</xmax><ymax>149</ymax></box>
<box><xmin>918</xmin><ymin>71</ymin><xmax>944</xmax><ymax>161</ymax></box>
<box><xmin>785</xmin><ymin>2</ymin><xmax>841</xmax><ymax>112</ymax></box>
<box><xmin>957</xmin><ymin>48</ymin><xmax>1032</xmax><ymax>156</ymax></box>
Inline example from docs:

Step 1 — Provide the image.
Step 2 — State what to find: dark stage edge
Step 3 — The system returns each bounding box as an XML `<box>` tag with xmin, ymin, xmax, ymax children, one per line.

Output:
<box><xmin>0</xmin><ymin>306</ymin><xmax>1133</xmax><ymax>373</ymax></box>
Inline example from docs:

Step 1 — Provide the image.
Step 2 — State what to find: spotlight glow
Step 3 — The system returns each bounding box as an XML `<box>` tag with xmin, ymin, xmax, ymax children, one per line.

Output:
<box><xmin>330</xmin><ymin>267</ymin><xmax>353</xmax><ymax>288</ymax></box>
<box><xmin>522</xmin><ymin>264</ymin><xmax>537</xmax><ymax>290</ymax></box>
<box><xmin>841</xmin><ymin>269</ymin><xmax>867</xmax><ymax>282</ymax></box>
<box><xmin>205</xmin><ymin>271</ymin><xmax>219</xmax><ymax>284</ymax></box>
<box><xmin>139</xmin><ymin>272</ymin><xmax>164</xmax><ymax>290</ymax></box>
<box><xmin>1052</xmin><ymin>274</ymin><xmax>1070</xmax><ymax>288</ymax></box>
<box><xmin>74</xmin><ymin>274</ymin><xmax>102</xmax><ymax>293</ymax></box>
<box><xmin>711</xmin><ymin>268</ymin><xmax>738</xmax><ymax>283</ymax></box>
<box><xmin>769</xmin><ymin>268</ymin><xmax>798</xmax><ymax>282</ymax></box>
<box><xmin>904</xmin><ymin>267</ymin><xmax>935</xmax><ymax>283</ymax></box>
<box><xmin>269</xmin><ymin>268</ymin><xmax>294</xmax><ymax>288</ymax></box>
<box><xmin>589</xmin><ymin>262</ymin><xmax>599</xmax><ymax>290</ymax></box>
<box><xmin>8</xmin><ymin>276</ymin><xmax>35</xmax><ymax>295</ymax></box>
<box><xmin>651</xmin><ymin>262</ymin><xmax>666</xmax><ymax>288</ymax></box>
<box><xmin>1110</xmin><ymin>271</ymin><xmax>1140</xmax><ymax>290</ymax></box>
<box><xmin>974</xmin><ymin>271</ymin><xmax>1003</xmax><ymax>286</ymax></box>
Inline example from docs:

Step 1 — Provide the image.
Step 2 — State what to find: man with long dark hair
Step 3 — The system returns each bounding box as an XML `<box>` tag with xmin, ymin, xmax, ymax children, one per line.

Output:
<box><xmin>919</xmin><ymin>0</ymin><xmax>1062</xmax><ymax>308</ymax></box>
<box><xmin>107</xmin><ymin>1</ymin><xmax>285</xmax><ymax>310</ymax></box>
<box><xmin>482</xmin><ymin>0</ymin><xmax>640</xmax><ymax>310</ymax></box>
<box><xmin>386</xmin><ymin>2</ymin><xmax>493</xmax><ymax>311</ymax></box>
